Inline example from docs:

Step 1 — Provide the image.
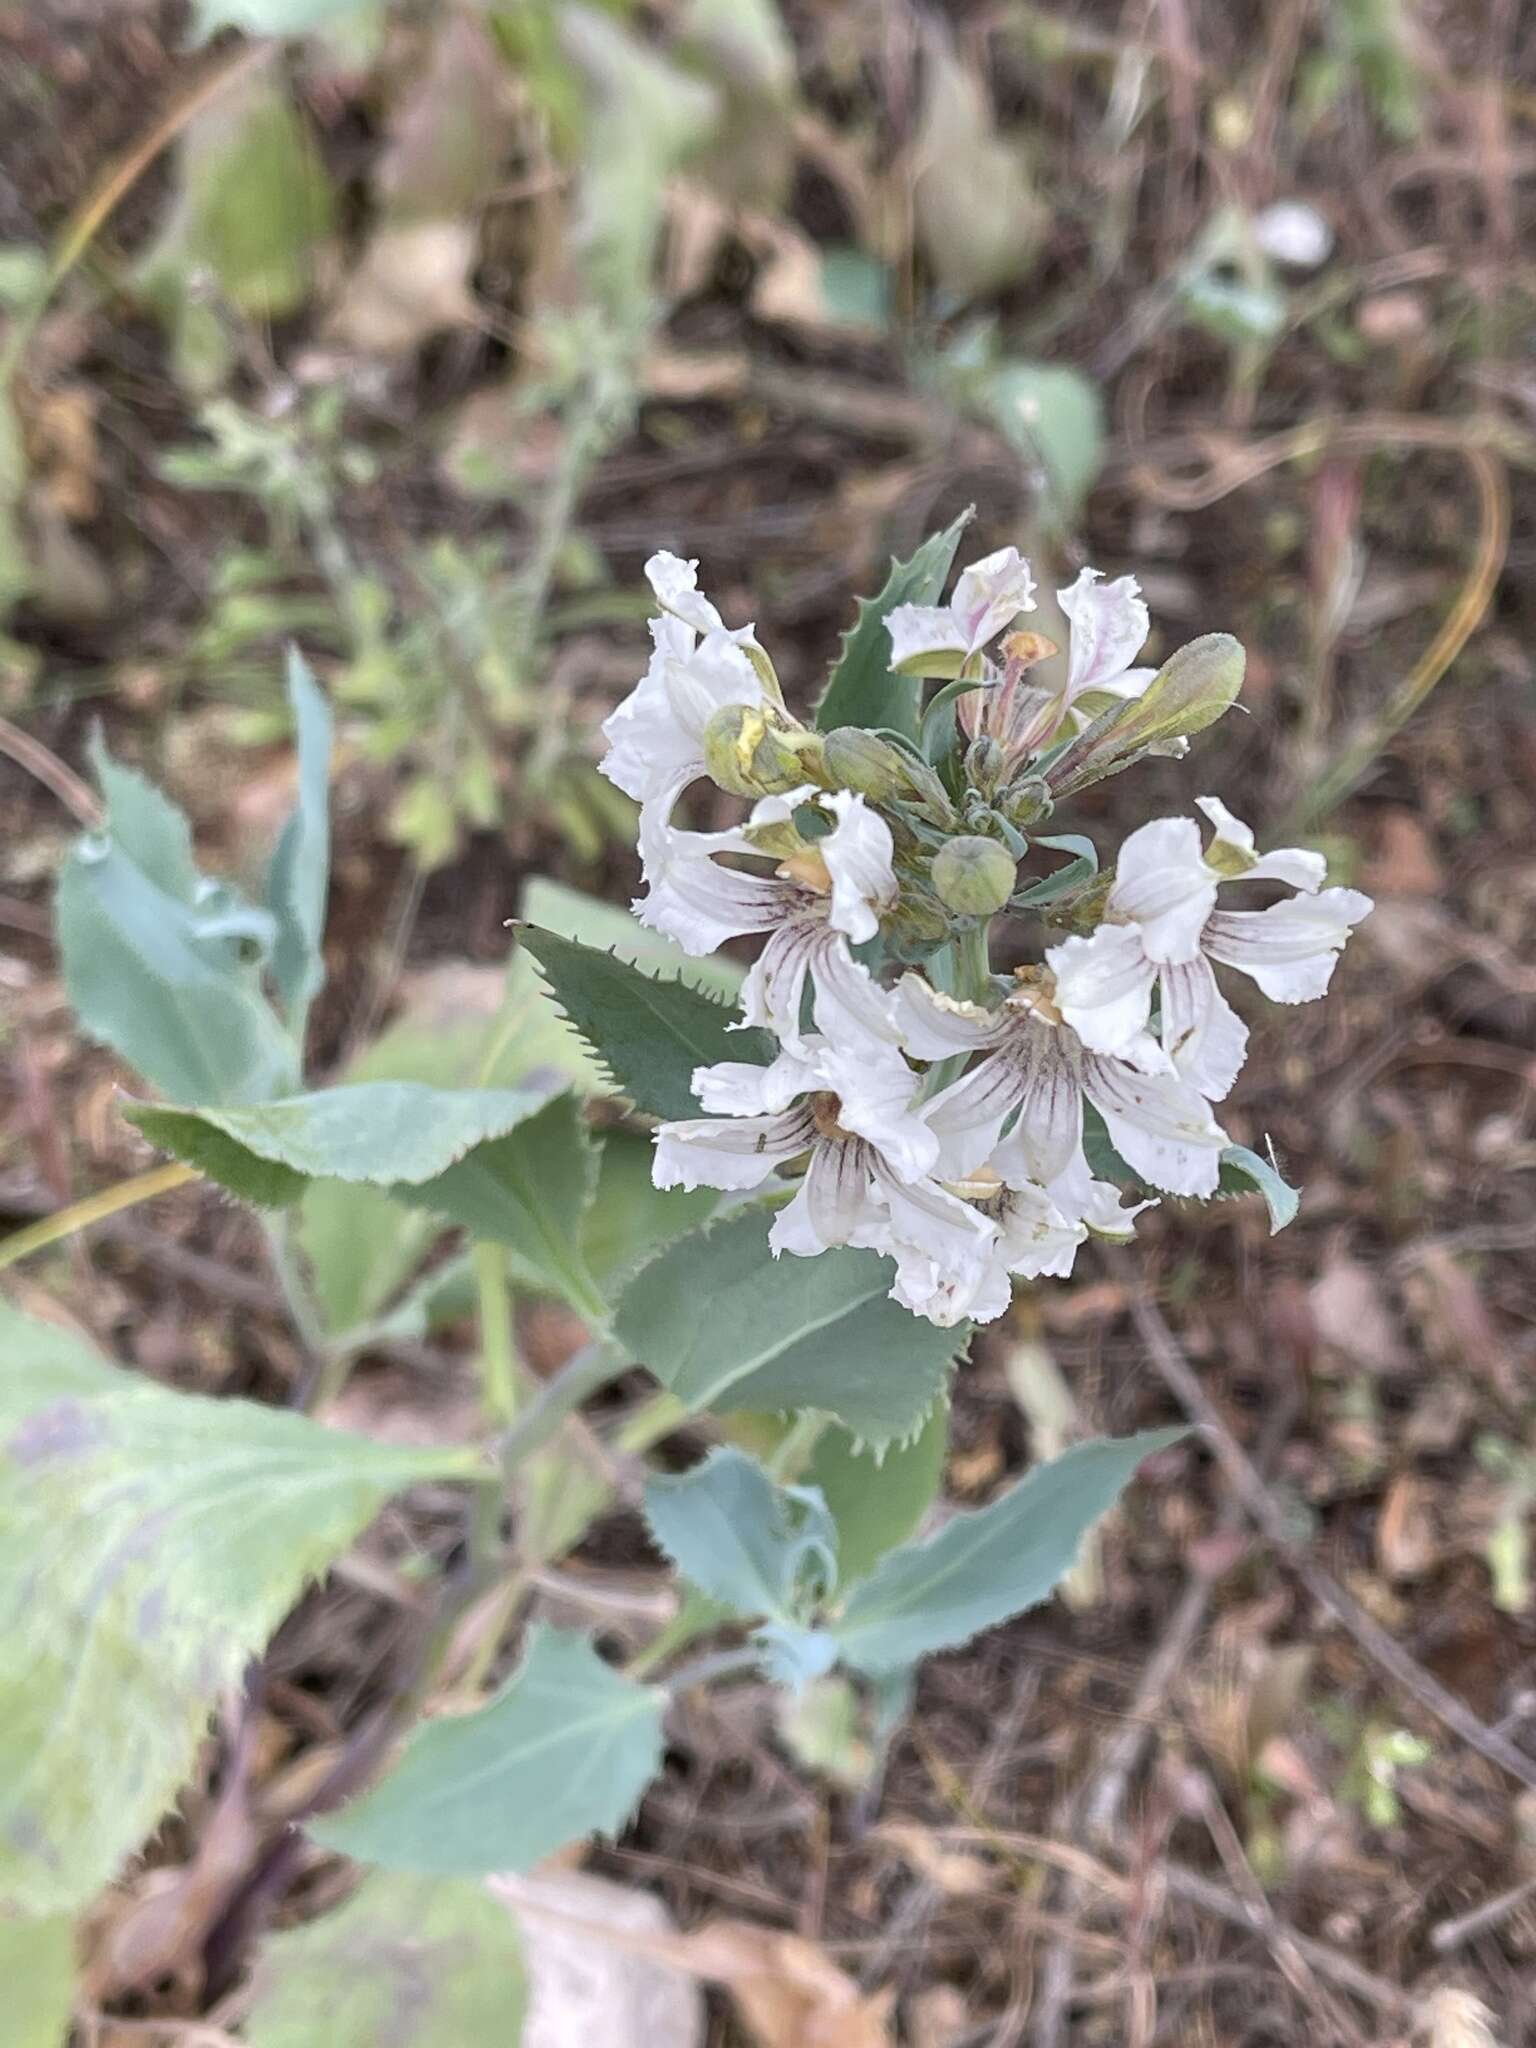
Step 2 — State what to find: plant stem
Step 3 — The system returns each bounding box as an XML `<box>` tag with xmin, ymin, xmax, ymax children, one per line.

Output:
<box><xmin>473</xmin><ymin>1241</ymin><xmax>521</xmax><ymax>1428</ymax></box>
<box><xmin>0</xmin><ymin>1162</ymin><xmax>200</xmax><ymax>1271</ymax></box>
<box><xmin>662</xmin><ymin>1645</ymin><xmax>765</xmax><ymax>1697</ymax></box>
<box><xmin>954</xmin><ymin>915</ymin><xmax>994</xmax><ymax>1003</ymax></box>
<box><xmin>497</xmin><ymin>1338</ymin><xmax>628</xmax><ymax>1477</ymax></box>
<box><xmin>767</xmin><ymin>1411</ymin><xmax>828</xmax><ymax>1480</ymax></box>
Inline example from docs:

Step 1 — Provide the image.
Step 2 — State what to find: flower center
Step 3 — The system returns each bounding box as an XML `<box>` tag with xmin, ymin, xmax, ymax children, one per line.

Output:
<box><xmin>942</xmin><ymin>1165</ymin><xmax>1005</xmax><ymax>1204</ymax></box>
<box><xmin>809</xmin><ymin>1091</ymin><xmax>853</xmax><ymax>1142</ymax></box>
<box><xmin>1009</xmin><ymin>965</ymin><xmax>1063</xmax><ymax>1025</ymax></box>
<box><xmin>778</xmin><ymin>848</ymin><xmax>832</xmax><ymax>895</ymax></box>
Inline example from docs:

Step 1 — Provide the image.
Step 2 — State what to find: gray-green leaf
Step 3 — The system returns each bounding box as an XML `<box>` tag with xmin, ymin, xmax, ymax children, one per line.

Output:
<box><xmin>806</xmin><ymin>1402</ymin><xmax>948</xmax><ymax>1586</ymax></box>
<box><xmin>0</xmin><ymin>1303</ymin><xmax>476</xmax><ymax>1912</ymax></box>
<box><xmin>815</xmin><ymin>508</ymin><xmax>972</xmax><ymax>742</ymax></box>
<box><xmin>614</xmin><ymin>1209</ymin><xmax>965</xmax><ymax>1450</ymax></box>
<box><xmin>124</xmin><ymin>1078</ymin><xmax>565</xmax><ymax>1207</ymax></box>
<box><xmin>830</xmin><ymin>1429</ymin><xmax>1185</xmax><ymax>1672</ymax></box>
<box><xmin>518</xmin><ymin>927</ymin><xmax>773</xmax><ymax>1121</ymax></box>
<box><xmin>310</xmin><ymin>1625</ymin><xmax>664</xmax><ymax>1876</ymax></box>
<box><xmin>244</xmin><ymin>1870</ymin><xmax>527</xmax><ymax>2048</ymax></box>
<box><xmin>1216</xmin><ymin>1143</ymin><xmax>1300</xmax><ymax>1233</ymax></box>
<box><xmin>644</xmin><ymin>1447</ymin><xmax>837</xmax><ymax>1621</ymax></box>
<box><xmin>266</xmin><ymin>647</ymin><xmax>332</xmax><ymax>1030</ymax></box>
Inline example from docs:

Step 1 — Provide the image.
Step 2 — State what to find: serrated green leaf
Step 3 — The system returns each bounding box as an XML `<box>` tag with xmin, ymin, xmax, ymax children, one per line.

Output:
<box><xmin>814</xmin><ymin>508</ymin><xmax>973</xmax><ymax>741</ymax></box>
<box><xmin>0</xmin><ymin>1913</ymin><xmax>73</xmax><ymax>2048</ymax></box>
<box><xmin>830</xmin><ymin>1429</ymin><xmax>1184</xmax><ymax>1672</ymax></box>
<box><xmin>55</xmin><ymin>749</ymin><xmax>297</xmax><ymax>1107</ymax></box>
<box><xmin>311</xmin><ymin>1624</ymin><xmax>664</xmax><ymax>1876</ymax></box>
<box><xmin>244</xmin><ymin>1869</ymin><xmax>527</xmax><ymax>2048</ymax></box>
<box><xmin>266</xmin><ymin>648</ymin><xmax>333</xmax><ymax>1030</ymax></box>
<box><xmin>393</xmin><ymin>1091</ymin><xmax>605</xmax><ymax>1319</ymax></box>
<box><xmin>581</xmin><ymin>1129</ymin><xmax>718</xmax><ymax>1287</ymax></box>
<box><xmin>519</xmin><ymin>928</ymin><xmax>772</xmax><ymax>1120</ymax></box>
<box><xmin>614</xmin><ymin>1209</ymin><xmax>964</xmax><ymax>1449</ymax></box>
<box><xmin>644</xmin><ymin>1446</ymin><xmax>837</xmax><ymax>1621</ymax></box>
<box><xmin>806</xmin><ymin>1402</ymin><xmax>948</xmax><ymax>1586</ymax></box>
<box><xmin>0</xmin><ymin>1302</ymin><xmax>475</xmax><ymax>1913</ymax></box>
<box><xmin>296</xmin><ymin>954</ymin><xmax>603</xmax><ymax>1336</ymax></box>
<box><xmin>1216</xmin><ymin>1143</ymin><xmax>1300</xmax><ymax>1233</ymax></box>
<box><xmin>522</xmin><ymin>873</ymin><xmax>744</xmax><ymax>996</ymax></box>
<box><xmin>125</xmin><ymin>1079</ymin><xmax>563</xmax><ymax>1206</ymax></box>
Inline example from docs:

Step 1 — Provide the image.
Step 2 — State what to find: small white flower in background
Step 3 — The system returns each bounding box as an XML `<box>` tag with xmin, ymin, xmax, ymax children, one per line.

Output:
<box><xmin>635</xmin><ymin>787</ymin><xmax>901</xmax><ymax>1051</ymax></box>
<box><xmin>961</xmin><ymin>566</ymin><xmax>1156</xmax><ymax>761</ymax></box>
<box><xmin>1047</xmin><ymin>796</ymin><xmax>1372</xmax><ymax>1100</ymax></box>
<box><xmin>886</xmin><ymin>546</ymin><xmax>1036</xmax><ymax>675</ymax></box>
<box><xmin>599</xmin><ymin>553</ymin><xmax>766</xmax><ymax>818</ymax></box>
<box><xmin>653</xmin><ymin>1037</ymin><xmax>998</xmax><ymax>1327</ymax></box>
<box><xmin>1253</xmin><ymin>199</ymin><xmax>1333</xmax><ymax>272</ymax></box>
<box><xmin>900</xmin><ymin>974</ymin><xmax>1231</xmax><ymax>1198</ymax></box>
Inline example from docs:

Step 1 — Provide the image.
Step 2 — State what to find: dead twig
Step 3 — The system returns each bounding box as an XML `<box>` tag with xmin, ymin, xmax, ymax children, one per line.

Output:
<box><xmin>1112</xmin><ymin>1255</ymin><xmax>1536</xmax><ymax>1794</ymax></box>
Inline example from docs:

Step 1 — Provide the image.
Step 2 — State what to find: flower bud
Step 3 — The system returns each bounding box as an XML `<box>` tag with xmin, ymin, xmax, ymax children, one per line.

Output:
<box><xmin>1000</xmin><ymin>776</ymin><xmax>1052</xmax><ymax>828</ymax></box>
<box><xmin>702</xmin><ymin>704</ymin><xmax>822</xmax><ymax>797</ymax></box>
<box><xmin>1046</xmin><ymin>633</ymin><xmax>1245</xmax><ymax>798</ymax></box>
<box><xmin>932</xmin><ymin>834</ymin><xmax>1017</xmax><ymax>916</ymax></box>
<box><xmin>964</xmin><ymin>736</ymin><xmax>1007</xmax><ymax>800</ymax></box>
<box><xmin>821</xmin><ymin>726</ymin><xmax>909</xmax><ymax>803</ymax></box>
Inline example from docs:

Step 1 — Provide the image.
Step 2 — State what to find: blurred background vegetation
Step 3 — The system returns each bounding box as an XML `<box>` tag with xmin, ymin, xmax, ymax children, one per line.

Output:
<box><xmin>2</xmin><ymin>2</ymin><xmax>1536</xmax><ymax>2043</ymax></box>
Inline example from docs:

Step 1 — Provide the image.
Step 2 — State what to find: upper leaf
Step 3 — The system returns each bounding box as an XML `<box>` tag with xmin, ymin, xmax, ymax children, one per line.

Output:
<box><xmin>522</xmin><ymin>873</ymin><xmax>743</xmax><ymax>996</ymax></box>
<box><xmin>56</xmin><ymin>741</ymin><xmax>297</xmax><ymax>1107</ymax></box>
<box><xmin>614</xmin><ymin>1208</ymin><xmax>965</xmax><ymax>1449</ymax></box>
<box><xmin>244</xmin><ymin>1870</ymin><xmax>527</xmax><ymax>2048</ymax></box>
<box><xmin>124</xmin><ymin>1078</ymin><xmax>565</xmax><ymax>1207</ymax></box>
<box><xmin>266</xmin><ymin>647</ymin><xmax>333</xmax><ymax>1031</ymax></box>
<box><xmin>814</xmin><ymin>507</ymin><xmax>973</xmax><ymax>741</ymax></box>
<box><xmin>805</xmin><ymin>1404</ymin><xmax>949</xmax><ymax>1587</ymax></box>
<box><xmin>829</xmin><ymin>1429</ymin><xmax>1185</xmax><ymax>1673</ymax></box>
<box><xmin>518</xmin><ymin>927</ymin><xmax>773</xmax><ymax>1121</ymax></box>
<box><xmin>0</xmin><ymin>1302</ymin><xmax>476</xmax><ymax>1913</ymax></box>
<box><xmin>644</xmin><ymin>1446</ymin><xmax>837</xmax><ymax>1622</ymax></box>
<box><xmin>310</xmin><ymin>1625</ymin><xmax>664</xmax><ymax>1877</ymax></box>
<box><xmin>0</xmin><ymin>1912</ymin><xmax>73</xmax><ymax>2048</ymax></box>
<box><xmin>392</xmin><ymin>1090</ymin><xmax>606</xmax><ymax>1321</ymax></box>
<box><xmin>1216</xmin><ymin>1143</ymin><xmax>1300</xmax><ymax>1233</ymax></box>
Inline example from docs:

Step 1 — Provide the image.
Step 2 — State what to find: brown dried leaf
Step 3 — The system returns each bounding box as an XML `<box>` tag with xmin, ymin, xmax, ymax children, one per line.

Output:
<box><xmin>873</xmin><ymin>1820</ymin><xmax>995</xmax><ymax>1897</ymax></box>
<box><xmin>1309</xmin><ymin>1256</ymin><xmax>1403</xmax><ymax>1377</ymax></box>
<box><xmin>680</xmin><ymin>1922</ymin><xmax>896</xmax><ymax>2048</ymax></box>
<box><xmin>1377</xmin><ymin>1471</ymin><xmax>1441</xmax><ymax>1582</ymax></box>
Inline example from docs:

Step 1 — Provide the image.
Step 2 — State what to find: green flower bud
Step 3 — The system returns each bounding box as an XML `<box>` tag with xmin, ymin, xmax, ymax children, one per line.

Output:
<box><xmin>932</xmin><ymin>834</ymin><xmax>1018</xmax><ymax>916</ymax></box>
<box><xmin>822</xmin><ymin>726</ymin><xmax>909</xmax><ymax>802</ymax></box>
<box><xmin>1000</xmin><ymin>776</ymin><xmax>1052</xmax><ymax>828</ymax></box>
<box><xmin>965</xmin><ymin>736</ymin><xmax>1007</xmax><ymax>799</ymax></box>
<box><xmin>702</xmin><ymin>704</ymin><xmax>823</xmax><ymax>797</ymax></box>
<box><xmin>1047</xmin><ymin>633</ymin><xmax>1245</xmax><ymax>798</ymax></box>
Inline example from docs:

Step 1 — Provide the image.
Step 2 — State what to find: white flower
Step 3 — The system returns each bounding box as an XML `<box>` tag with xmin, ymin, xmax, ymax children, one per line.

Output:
<box><xmin>886</xmin><ymin>547</ymin><xmax>1036</xmax><ymax>675</ymax></box>
<box><xmin>600</xmin><ymin>553</ymin><xmax>766</xmax><ymax>814</ymax></box>
<box><xmin>970</xmin><ymin>567</ymin><xmax>1157</xmax><ymax>761</ymax></box>
<box><xmin>634</xmin><ymin>789</ymin><xmax>902</xmax><ymax>1050</ymax></box>
<box><xmin>1046</xmin><ymin>798</ymin><xmax>1372</xmax><ymax>1099</ymax></box>
<box><xmin>653</xmin><ymin>1037</ymin><xmax>998</xmax><ymax>1328</ymax></box>
<box><xmin>901</xmin><ymin>974</ymin><xmax>1231</xmax><ymax>1199</ymax></box>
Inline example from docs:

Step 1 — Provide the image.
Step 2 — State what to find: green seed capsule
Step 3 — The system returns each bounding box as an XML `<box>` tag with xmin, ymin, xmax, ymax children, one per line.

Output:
<box><xmin>932</xmin><ymin>835</ymin><xmax>1018</xmax><ymax>916</ymax></box>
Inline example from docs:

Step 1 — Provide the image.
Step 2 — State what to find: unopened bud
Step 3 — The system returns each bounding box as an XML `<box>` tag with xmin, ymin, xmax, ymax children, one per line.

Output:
<box><xmin>1047</xmin><ymin>633</ymin><xmax>1245</xmax><ymax>797</ymax></box>
<box><xmin>1001</xmin><ymin>776</ymin><xmax>1052</xmax><ymax>828</ymax></box>
<box><xmin>932</xmin><ymin>834</ymin><xmax>1017</xmax><ymax>916</ymax></box>
<box><xmin>964</xmin><ymin>736</ymin><xmax>1007</xmax><ymax>799</ymax></box>
<box><xmin>822</xmin><ymin>726</ymin><xmax>908</xmax><ymax>803</ymax></box>
<box><xmin>703</xmin><ymin>704</ymin><xmax>822</xmax><ymax>797</ymax></box>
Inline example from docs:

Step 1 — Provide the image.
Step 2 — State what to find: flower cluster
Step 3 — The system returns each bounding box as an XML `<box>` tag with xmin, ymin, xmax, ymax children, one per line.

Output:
<box><xmin>600</xmin><ymin>548</ymin><xmax>1371</xmax><ymax>1328</ymax></box>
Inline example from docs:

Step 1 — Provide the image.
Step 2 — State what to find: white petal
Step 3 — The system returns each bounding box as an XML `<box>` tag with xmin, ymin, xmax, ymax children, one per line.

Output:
<box><xmin>813</xmin><ymin>1039</ymin><xmax>937</xmax><ymax>1182</ymax></box>
<box><xmin>1158</xmin><ymin>954</ymin><xmax>1249</xmax><ymax>1101</ymax></box>
<box><xmin>995</xmin><ymin>1180</ymin><xmax>1086</xmax><ymax>1279</ymax></box>
<box><xmin>691</xmin><ymin>1042</ymin><xmax>818</xmax><ymax>1116</ymax></box>
<box><xmin>1196</xmin><ymin>794</ymin><xmax>1326</xmax><ymax>890</ymax></box>
<box><xmin>820</xmin><ymin>790</ymin><xmax>896</xmax><ymax>942</ymax></box>
<box><xmin>922</xmin><ymin>1048</ymin><xmax>1028</xmax><ymax>1178</ymax></box>
<box><xmin>739</xmin><ymin>919</ymin><xmax>820</xmax><ymax>1047</ymax></box>
<box><xmin>1047</xmin><ymin>923</ymin><xmax>1158</xmax><ymax>1056</ymax></box>
<box><xmin>868</xmin><ymin>1160</ymin><xmax>1002</xmax><ymax>1325</ymax></box>
<box><xmin>1203</xmin><ymin>888</ymin><xmax>1372</xmax><ymax>1002</ymax></box>
<box><xmin>952</xmin><ymin>546</ymin><xmax>1036</xmax><ymax>652</ymax></box>
<box><xmin>634</xmin><ymin>807</ymin><xmax>791</xmax><ymax>955</ymax></box>
<box><xmin>809</xmin><ymin>929</ymin><xmax>905</xmax><ymax>1049</ymax></box>
<box><xmin>885</xmin><ymin>603</ymin><xmax>969</xmax><ymax>672</ymax></box>
<box><xmin>986</xmin><ymin>1020</ymin><xmax>1083</xmax><ymax>1187</ymax></box>
<box><xmin>663</xmin><ymin>629</ymin><xmax>765</xmax><ymax>749</ymax></box>
<box><xmin>1080</xmin><ymin>1055</ymin><xmax>1227</xmax><ymax>1198</ymax></box>
<box><xmin>600</xmin><ymin>621</ymin><xmax>704</xmax><ymax>803</ymax></box>
<box><xmin>653</xmin><ymin>1105</ymin><xmax>815</xmax><ymax>1193</ymax></box>
<box><xmin>1107</xmin><ymin>815</ymin><xmax>1218</xmax><ymax>964</ymax></box>
<box><xmin>747</xmin><ymin>785</ymin><xmax>819</xmax><ymax>830</ymax></box>
<box><xmin>893</xmin><ymin>976</ymin><xmax>1006</xmax><ymax>1059</ymax></box>
<box><xmin>645</xmin><ymin>551</ymin><xmax>724</xmax><ymax>636</ymax></box>
<box><xmin>1059</xmin><ymin>568</ymin><xmax>1150</xmax><ymax>701</ymax></box>
<box><xmin>770</xmin><ymin>1137</ymin><xmax>881</xmax><ymax>1257</ymax></box>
